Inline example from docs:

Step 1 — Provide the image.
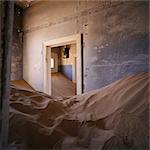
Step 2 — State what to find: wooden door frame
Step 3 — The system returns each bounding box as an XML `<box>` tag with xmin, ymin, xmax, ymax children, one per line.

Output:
<box><xmin>43</xmin><ymin>34</ymin><xmax>83</xmax><ymax>95</ymax></box>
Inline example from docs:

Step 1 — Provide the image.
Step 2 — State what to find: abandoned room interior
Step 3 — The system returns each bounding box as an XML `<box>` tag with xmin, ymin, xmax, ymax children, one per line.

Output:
<box><xmin>0</xmin><ymin>0</ymin><xmax>149</xmax><ymax>149</ymax></box>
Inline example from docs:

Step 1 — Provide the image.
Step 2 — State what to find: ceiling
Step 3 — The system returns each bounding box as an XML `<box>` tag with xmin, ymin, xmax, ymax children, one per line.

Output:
<box><xmin>15</xmin><ymin>0</ymin><xmax>39</xmax><ymax>9</ymax></box>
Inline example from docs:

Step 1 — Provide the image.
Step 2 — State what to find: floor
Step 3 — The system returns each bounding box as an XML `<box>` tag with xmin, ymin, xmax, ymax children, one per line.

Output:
<box><xmin>10</xmin><ymin>80</ymin><xmax>34</xmax><ymax>90</ymax></box>
<box><xmin>51</xmin><ymin>72</ymin><xmax>76</xmax><ymax>97</ymax></box>
<box><xmin>10</xmin><ymin>73</ymin><xmax>76</xmax><ymax>97</ymax></box>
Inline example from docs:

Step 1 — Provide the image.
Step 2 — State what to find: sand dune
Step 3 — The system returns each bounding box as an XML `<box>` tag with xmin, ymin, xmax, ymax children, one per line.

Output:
<box><xmin>9</xmin><ymin>73</ymin><xmax>149</xmax><ymax>149</ymax></box>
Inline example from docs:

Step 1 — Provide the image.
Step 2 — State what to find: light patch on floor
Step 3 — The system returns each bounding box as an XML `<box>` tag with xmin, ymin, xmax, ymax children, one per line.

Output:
<box><xmin>10</xmin><ymin>80</ymin><xmax>34</xmax><ymax>90</ymax></box>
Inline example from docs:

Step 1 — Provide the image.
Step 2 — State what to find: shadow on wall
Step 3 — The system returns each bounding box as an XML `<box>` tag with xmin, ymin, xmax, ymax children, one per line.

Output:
<box><xmin>58</xmin><ymin>65</ymin><xmax>72</xmax><ymax>81</ymax></box>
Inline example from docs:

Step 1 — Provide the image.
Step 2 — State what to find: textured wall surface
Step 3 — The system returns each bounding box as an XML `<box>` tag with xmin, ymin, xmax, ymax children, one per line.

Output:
<box><xmin>0</xmin><ymin>2</ymin><xmax>3</xmax><ymax>91</ymax></box>
<box><xmin>11</xmin><ymin>5</ymin><xmax>23</xmax><ymax>80</ymax></box>
<box><xmin>84</xmin><ymin>1</ymin><xmax>149</xmax><ymax>91</ymax></box>
<box><xmin>0</xmin><ymin>1</ymin><xmax>4</xmax><ymax>111</ymax></box>
<box><xmin>23</xmin><ymin>1</ymin><xmax>149</xmax><ymax>92</ymax></box>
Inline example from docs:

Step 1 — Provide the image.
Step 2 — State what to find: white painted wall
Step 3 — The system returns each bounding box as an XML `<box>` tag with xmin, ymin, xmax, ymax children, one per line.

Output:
<box><xmin>23</xmin><ymin>1</ymin><xmax>96</xmax><ymax>92</ymax></box>
<box><xmin>23</xmin><ymin>31</ymin><xmax>44</xmax><ymax>91</ymax></box>
<box><xmin>23</xmin><ymin>19</ymin><xmax>77</xmax><ymax>91</ymax></box>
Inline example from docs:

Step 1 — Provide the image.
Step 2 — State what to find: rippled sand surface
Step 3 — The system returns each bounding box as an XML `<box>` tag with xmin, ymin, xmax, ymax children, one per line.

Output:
<box><xmin>9</xmin><ymin>73</ymin><xmax>149</xmax><ymax>149</ymax></box>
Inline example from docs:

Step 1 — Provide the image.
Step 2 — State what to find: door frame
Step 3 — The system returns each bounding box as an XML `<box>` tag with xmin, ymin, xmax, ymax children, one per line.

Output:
<box><xmin>43</xmin><ymin>34</ymin><xmax>83</xmax><ymax>95</ymax></box>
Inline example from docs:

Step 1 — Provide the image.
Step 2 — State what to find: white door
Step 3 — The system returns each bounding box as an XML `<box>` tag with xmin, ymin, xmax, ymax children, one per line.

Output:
<box><xmin>51</xmin><ymin>53</ymin><xmax>58</xmax><ymax>73</ymax></box>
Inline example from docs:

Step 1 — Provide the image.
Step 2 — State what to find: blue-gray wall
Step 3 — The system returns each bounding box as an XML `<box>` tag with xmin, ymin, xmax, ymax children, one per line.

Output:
<box><xmin>59</xmin><ymin>65</ymin><xmax>72</xmax><ymax>81</ymax></box>
<box><xmin>84</xmin><ymin>1</ymin><xmax>149</xmax><ymax>91</ymax></box>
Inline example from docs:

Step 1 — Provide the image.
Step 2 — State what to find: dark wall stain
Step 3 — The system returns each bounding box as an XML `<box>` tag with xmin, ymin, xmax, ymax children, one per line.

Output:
<box><xmin>11</xmin><ymin>5</ymin><xmax>23</xmax><ymax>80</ymax></box>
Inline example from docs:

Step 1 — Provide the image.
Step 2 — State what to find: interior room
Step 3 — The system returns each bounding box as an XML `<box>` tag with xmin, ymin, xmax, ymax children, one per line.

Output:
<box><xmin>51</xmin><ymin>44</ymin><xmax>76</xmax><ymax>97</ymax></box>
<box><xmin>0</xmin><ymin>0</ymin><xmax>149</xmax><ymax>149</ymax></box>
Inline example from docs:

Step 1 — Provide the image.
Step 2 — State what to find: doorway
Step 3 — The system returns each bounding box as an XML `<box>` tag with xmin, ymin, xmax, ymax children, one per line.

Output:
<box><xmin>50</xmin><ymin>44</ymin><xmax>76</xmax><ymax>96</ymax></box>
<box><xmin>43</xmin><ymin>34</ymin><xmax>83</xmax><ymax>96</ymax></box>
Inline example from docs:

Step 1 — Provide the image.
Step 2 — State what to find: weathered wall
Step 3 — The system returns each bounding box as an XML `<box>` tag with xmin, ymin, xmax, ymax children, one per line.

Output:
<box><xmin>11</xmin><ymin>5</ymin><xmax>23</xmax><ymax>80</ymax></box>
<box><xmin>61</xmin><ymin>44</ymin><xmax>76</xmax><ymax>67</ymax></box>
<box><xmin>0</xmin><ymin>2</ymin><xmax>4</xmax><ymax>95</ymax></box>
<box><xmin>60</xmin><ymin>44</ymin><xmax>76</xmax><ymax>81</ymax></box>
<box><xmin>23</xmin><ymin>1</ymin><xmax>149</xmax><ymax>92</ymax></box>
<box><xmin>0</xmin><ymin>1</ymin><xmax>4</xmax><ymax>115</ymax></box>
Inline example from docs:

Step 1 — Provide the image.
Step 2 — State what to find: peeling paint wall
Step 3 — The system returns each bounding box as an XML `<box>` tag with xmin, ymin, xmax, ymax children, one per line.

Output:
<box><xmin>0</xmin><ymin>1</ymin><xmax>4</xmax><ymax>92</ymax></box>
<box><xmin>84</xmin><ymin>1</ymin><xmax>149</xmax><ymax>91</ymax></box>
<box><xmin>0</xmin><ymin>1</ymin><xmax>4</xmax><ymax>111</ymax></box>
<box><xmin>11</xmin><ymin>5</ymin><xmax>23</xmax><ymax>80</ymax></box>
<box><xmin>23</xmin><ymin>1</ymin><xmax>149</xmax><ymax>92</ymax></box>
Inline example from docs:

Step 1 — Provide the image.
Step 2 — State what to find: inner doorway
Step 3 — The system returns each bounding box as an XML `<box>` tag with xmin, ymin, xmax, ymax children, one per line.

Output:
<box><xmin>43</xmin><ymin>34</ymin><xmax>83</xmax><ymax>96</ymax></box>
<box><xmin>51</xmin><ymin>44</ymin><xmax>76</xmax><ymax>96</ymax></box>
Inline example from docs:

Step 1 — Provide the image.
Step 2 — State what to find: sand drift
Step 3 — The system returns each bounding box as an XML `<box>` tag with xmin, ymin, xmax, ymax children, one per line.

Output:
<box><xmin>9</xmin><ymin>73</ymin><xmax>149</xmax><ymax>149</ymax></box>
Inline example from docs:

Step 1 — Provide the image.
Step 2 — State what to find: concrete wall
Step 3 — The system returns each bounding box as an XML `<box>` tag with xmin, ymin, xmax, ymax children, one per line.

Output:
<box><xmin>11</xmin><ymin>5</ymin><xmax>23</xmax><ymax>80</ymax></box>
<box><xmin>23</xmin><ymin>1</ymin><xmax>149</xmax><ymax>92</ymax></box>
<box><xmin>0</xmin><ymin>1</ymin><xmax>4</xmax><ymax>108</ymax></box>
